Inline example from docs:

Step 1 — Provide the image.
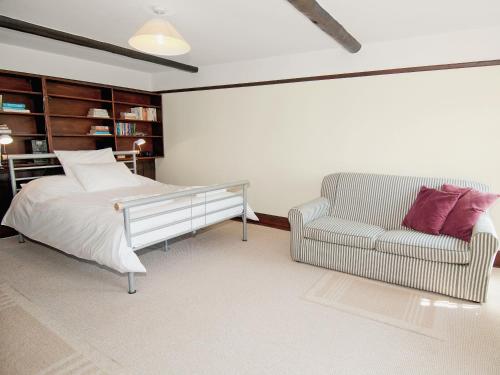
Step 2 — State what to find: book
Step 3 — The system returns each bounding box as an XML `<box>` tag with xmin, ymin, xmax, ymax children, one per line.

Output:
<box><xmin>89</xmin><ymin>125</ymin><xmax>111</xmax><ymax>135</ymax></box>
<box><xmin>116</xmin><ymin>122</ymin><xmax>136</xmax><ymax>136</ymax></box>
<box><xmin>87</xmin><ymin>108</ymin><xmax>109</xmax><ymax>118</ymax></box>
<box><xmin>90</xmin><ymin>125</ymin><xmax>110</xmax><ymax>131</ymax></box>
<box><xmin>2</xmin><ymin>108</ymin><xmax>31</xmax><ymax>113</ymax></box>
<box><xmin>129</xmin><ymin>107</ymin><xmax>157</xmax><ymax>121</ymax></box>
<box><xmin>120</xmin><ymin>112</ymin><xmax>138</xmax><ymax>120</ymax></box>
<box><xmin>89</xmin><ymin>132</ymin><xmax>111</xmax><ymax>136</ymax></box>
<box><xmin>2</xmin><ymin>102</ymin><xmax>26</xmax><ymax>109</ymax></box>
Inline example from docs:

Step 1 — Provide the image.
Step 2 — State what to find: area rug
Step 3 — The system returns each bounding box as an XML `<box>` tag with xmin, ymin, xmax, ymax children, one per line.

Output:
<box><xmin>0</xmin><ymin>282</ymin><xmax>129</xmax><ymax>375</ymax></box>
<box><xmin>303</xmin><ymin>271</ymin><xmax>481</xmax><ymax>340</ymax></box>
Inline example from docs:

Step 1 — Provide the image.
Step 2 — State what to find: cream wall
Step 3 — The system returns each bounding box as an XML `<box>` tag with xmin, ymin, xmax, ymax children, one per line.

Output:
<box><xmin>156</xmin><ymin>65</ymin><xmax>500</xmax><ymax>226</ymax></box>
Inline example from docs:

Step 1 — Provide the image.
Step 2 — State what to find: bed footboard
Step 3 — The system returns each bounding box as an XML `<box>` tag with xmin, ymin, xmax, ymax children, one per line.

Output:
<box><xmin>116</xmin><ymin>181</ymin><xmax>250</xmax><ymax>294</ymax></box>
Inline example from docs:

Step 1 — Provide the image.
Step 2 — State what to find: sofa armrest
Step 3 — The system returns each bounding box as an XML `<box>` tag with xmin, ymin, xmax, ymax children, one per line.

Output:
<box><xmin>288</xmin><ymin>197</ymin><xmax>330</xmax><ymax>227</ymax></box>
<box><xmin>288</xmin><ymin>197</ymin><xmax>330</xmax><ymax>261</ymax></box>
<box><xmin>470</xmin><ymin>213</ymin><xmax>499</xmax><ymax>256</ymax></box>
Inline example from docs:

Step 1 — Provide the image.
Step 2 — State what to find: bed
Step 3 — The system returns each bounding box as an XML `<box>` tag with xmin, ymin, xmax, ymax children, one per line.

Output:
<box><xmin>1</xmin><ymin>150</ymin><xmax>257</xmax><ymax>294</ymax></box>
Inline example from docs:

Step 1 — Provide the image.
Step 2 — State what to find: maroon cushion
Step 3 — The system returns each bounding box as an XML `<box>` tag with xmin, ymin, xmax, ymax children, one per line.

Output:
<box><xmin>440</xmin><ymin>184</ymin><xmax>499</xmax><ymax>242</ymax></box>
<box><xmin>402</xmin><ymin>186</ymin><xmax>461</xmax><ymax>235</ymax></box>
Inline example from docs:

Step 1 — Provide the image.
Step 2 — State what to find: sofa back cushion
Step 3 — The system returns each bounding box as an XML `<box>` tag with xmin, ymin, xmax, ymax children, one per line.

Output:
<box><xmin>321</xmin><ymin>173</ymin><xmax>488</xmax><ymax>230</ymax></box>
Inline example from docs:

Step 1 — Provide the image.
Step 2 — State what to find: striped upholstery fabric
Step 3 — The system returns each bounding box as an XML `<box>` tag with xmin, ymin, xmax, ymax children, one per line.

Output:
<box><xmin>289</xmin><ymin>197</ymin><xmax>330</xmax><ymax>261</ymax></box>
<box><xmin>376</xmin><ymin>230</ymin><xmax>470</xmax><ymax>264</ymax></box>
<box><xmin>297</xmin><ymin>232</ymin><xmax>496</xmax><ymax>302</ymax></box>
<box><xmin>290</xmin><ymin>172</ymin><xmax>499</xmax><ymax>302</ymax></box>
<box><xmin>322</xmin><ymin>173</ymin><xmax>488</xmax><ymax>230</ymax></box>
<box><xmin>304</xmin><ymin>217</ymin><xmax>385</xmax><ymax>250</ymax></box>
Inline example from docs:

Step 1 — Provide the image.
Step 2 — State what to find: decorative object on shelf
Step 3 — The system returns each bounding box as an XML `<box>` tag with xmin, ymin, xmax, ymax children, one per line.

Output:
<box><xmin>87</xmin><ymin>108</ymin><xmax>110</xmax><ymax>118</ymax></box>
<box><xmin>0</xmin><ymin>124</ymin><xmax>13</xmax><ymax>168</ymax></box>
<box><xmin>26</xmin><ymin>139</ymin><xmax>48</xmax><ymax>164</ymax></box>
<box><xmin>133</xmin><ymin>138</ymin><xmax>146</xmax><ymax>154</ymax></box>
<box><xmin>128</xmin><ymin>6</ymin><xmax>190</xmax><ymax>56</ymax></box>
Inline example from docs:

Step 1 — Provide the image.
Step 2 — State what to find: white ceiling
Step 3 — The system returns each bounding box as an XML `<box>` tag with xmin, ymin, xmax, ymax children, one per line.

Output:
<box><xmin>1</xmin><ymin>0</ymin><xmax>500</xmax><ymax>72</ymax></box>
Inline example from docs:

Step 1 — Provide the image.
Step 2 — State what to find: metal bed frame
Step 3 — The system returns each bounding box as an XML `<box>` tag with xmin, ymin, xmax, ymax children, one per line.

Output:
<box><xmin>7</xmin><ymin>152</ymin><xmax>249</xmax><ymax>294</ymax></box>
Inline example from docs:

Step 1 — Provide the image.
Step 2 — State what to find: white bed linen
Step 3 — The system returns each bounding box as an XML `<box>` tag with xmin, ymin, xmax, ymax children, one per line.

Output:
<box><xmin>2</xmin><ymin>176</ymin><xmax>257</xmax><ymax>273</ymax></box>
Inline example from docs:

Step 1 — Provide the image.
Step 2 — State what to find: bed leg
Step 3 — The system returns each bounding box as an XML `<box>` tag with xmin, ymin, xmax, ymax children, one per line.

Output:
<box><xmin>18</xmin><ymin>233</ymin><xmax>25</xmax><ymax>243</ymax></box>
<box><xmin>242</xmin><ymin>215</ymin><xmax>248</xmax><ymax>241</ymax></box>
<box><xmin>242</xmin><ymin>185</ymin><xmax>248</xmax><ymax>241</ymax></box>
<box><xmin>164</xmin><ymin>240</ymin><xmax>169</xmax><ymax>253</ymax></box>
<box><xmin>192</xmin><ymin>230</ymin><xmax>197</xmax><ymax>237</ymax></box>
<box><xmin>127</xmin><ymin>272</ymin><xmax>136</xmax><ymax>294</ymax></box>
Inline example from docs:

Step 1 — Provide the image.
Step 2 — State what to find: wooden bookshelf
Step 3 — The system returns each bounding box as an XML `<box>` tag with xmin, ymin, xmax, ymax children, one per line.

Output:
<box><xmin>0</xmin><ymin>69</ymin><xmax>164</xmax><ymax>158</ymax></box>
<box><xmin>0</xmin><ymin>69</ymin><xmax>163</xmax><ymax>237</ymax></box>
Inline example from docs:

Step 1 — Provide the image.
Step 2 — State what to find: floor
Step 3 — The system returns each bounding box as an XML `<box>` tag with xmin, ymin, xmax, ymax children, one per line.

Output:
<box><xmin>0</xmin><ymin>221</ymin><xmax>499</xmax><ymax>375</ymax></box>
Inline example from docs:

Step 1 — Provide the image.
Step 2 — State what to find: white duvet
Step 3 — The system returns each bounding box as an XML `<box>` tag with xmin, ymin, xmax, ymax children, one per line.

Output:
<box><xmin>2</xmin><ymin>175</ymin><xmax>257</xmax><ymax>273</ymax></box>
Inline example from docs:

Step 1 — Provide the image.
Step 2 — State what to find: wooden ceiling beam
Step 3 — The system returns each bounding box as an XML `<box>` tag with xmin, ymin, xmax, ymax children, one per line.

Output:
<box><xmin>0</xmin><ymin>15</ymin><xmax>199</xmax><ymax>73</ymax></box>
<box><xmin>287</xmin><ymin>0</ymin><xmax>361</xmax><ymax>53</ymax></box>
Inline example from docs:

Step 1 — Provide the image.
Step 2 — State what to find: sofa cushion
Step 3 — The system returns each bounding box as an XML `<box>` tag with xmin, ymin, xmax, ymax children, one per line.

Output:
<box><xmin>375</xmin><ymin>230</ymin><xmax>470</xmax><ymax>265</ymax></box>
<box><xmin>402</xmin><ymin>186</ymin><xmax>461</xmax><ymax>235</ymax></box>
<box><xmin>304</xmin><ymin>217</ymin><xmax>385</xmax><ymax>250</ymax></box>
<box><xmin>440</xmin><ymin>184</ymin><xmax>499</xmax><ymax>242</ymax></box>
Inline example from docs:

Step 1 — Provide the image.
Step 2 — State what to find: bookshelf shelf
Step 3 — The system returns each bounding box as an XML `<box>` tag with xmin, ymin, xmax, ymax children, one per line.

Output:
<box><xmin>52</xmin><ymin>134</ymin><xmax>114</xmax><ymax>138</ymax></box>
<box><xmin>116</xmin><ymin>135</ymin><xmax>162</xmax><ymax>138</ymax></box>
<box><xmin>48</xmin><ymin>94</ymin><xmax>113</xmax><ymax>103</ymax></box>
<box><xmin>119</xmin><ymin>156</ymin><xmax>157</xmax><ymax>161</ymax></box>
<box><xmin>11</xmin><ymin>133</ymin><xmax>46</xmax><ymax>137</ymax></box>
<box><xmin>0</xmin><ymin>111</ymin><xmax>45</xmax><ymax>116</ymax></box>
<box><xmin>0</xmin><ymin>88</ymin><xmax>43</xmax><ymax>95</ymax></box>
<box><xmin>114</xmin><ymin>100</ymin><xmax>161</xmax><ymax>108</ymax></box>
<box><xmin>115</xmin><ymin>118</ymin><xmax>160</xmax><ymax>123</ymax></box>
<box><xmin>50</xmin><ymin>114</ymin><xmax>113</xmax><ymax>120</ymax></box>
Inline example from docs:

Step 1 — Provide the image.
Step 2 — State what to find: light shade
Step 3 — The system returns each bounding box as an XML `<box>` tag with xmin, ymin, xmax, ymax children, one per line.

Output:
<box><xmin>0</xmin><ymin>134</ymin><xmax>13</xmax><ymax>145</ymax></box>
<box><xmin>133</xmin><ymin>138</ymin><xmax>146</xmax><ymax>146</ymax></box>
<box><xmin>128</xmin><ymin>18</ymin><xmax>190</xmax><ymax>56</ymax></box>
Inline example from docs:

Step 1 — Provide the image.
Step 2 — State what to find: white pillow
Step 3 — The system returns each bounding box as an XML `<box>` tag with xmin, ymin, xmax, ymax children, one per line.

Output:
<box><xmin>71</xmin><ymin>162</ymin><xmax>140</xmax><ymax>192</ymax></box>
<box><xmin>54</xmin><ymin>148</ymin><xmax>116</xmax><ymax>178</ymax></box>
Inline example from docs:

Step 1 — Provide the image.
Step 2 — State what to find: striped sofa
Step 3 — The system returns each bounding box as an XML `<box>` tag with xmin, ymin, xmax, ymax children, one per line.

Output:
<box><xmin>288</xmin><ymin>173</ymin><xmax>499</xmax><ymax>302</ymax></box>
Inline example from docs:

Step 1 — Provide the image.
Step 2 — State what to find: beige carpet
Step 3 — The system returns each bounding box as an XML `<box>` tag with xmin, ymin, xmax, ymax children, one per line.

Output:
<box><xmin>0</xmin><ymin>221</ymin><xmax>500</xmax><ymax>375</ymax></box>
<box><xmin>0</xmin><ymin>283</ymin><xmax>129</xmax><ymax>375</ymax></box>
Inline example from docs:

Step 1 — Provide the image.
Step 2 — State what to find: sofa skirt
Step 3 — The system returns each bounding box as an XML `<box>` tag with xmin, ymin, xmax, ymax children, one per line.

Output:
<box><xmin>294</xmin><ymin>238</ymin><xmax>495</xmax><ymax>303</ymax></box>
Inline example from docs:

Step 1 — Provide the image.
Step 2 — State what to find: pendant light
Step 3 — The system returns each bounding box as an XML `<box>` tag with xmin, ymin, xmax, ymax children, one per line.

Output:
<box><xmin>128</xmin><ymin>7</ymin><xmax>190</xmax><ymax>56</ymax></box>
